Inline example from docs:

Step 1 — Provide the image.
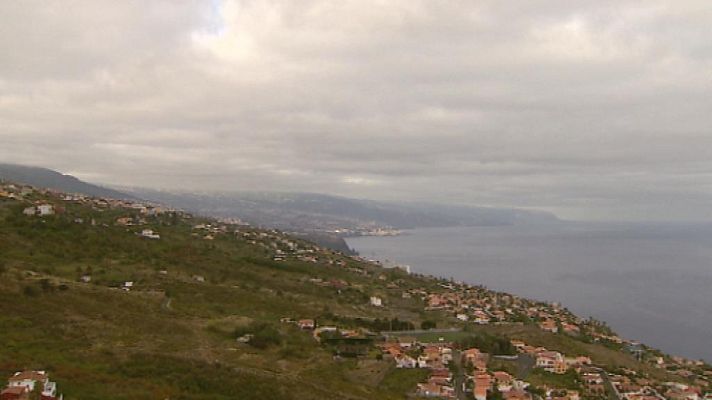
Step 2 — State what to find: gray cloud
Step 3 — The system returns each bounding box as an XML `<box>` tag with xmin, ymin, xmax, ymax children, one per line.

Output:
<box><xmin>2</xmin><ymin>0</ymin><xmax>712</xmax><ymax>220</ymax></box>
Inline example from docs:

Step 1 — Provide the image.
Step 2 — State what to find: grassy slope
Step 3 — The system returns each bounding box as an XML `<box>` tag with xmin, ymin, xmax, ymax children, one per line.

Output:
<box><xmin>0</xmin><ymin>197</ymin><xmax>439</xmax><ymax>399</ymax></box>
<box><xmin>0</xmin><ymin>194</ymin><xmax>682</xmax><ymax>398</ymax></box>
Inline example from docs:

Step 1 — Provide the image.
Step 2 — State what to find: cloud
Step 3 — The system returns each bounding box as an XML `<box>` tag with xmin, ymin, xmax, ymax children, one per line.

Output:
<box><xmin>1</xmin><ymin>0</ymin><xmax>712</xmax><ymax>220</ymax></box>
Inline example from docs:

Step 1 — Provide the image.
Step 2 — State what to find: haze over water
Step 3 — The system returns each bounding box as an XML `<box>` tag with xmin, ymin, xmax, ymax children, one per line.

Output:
<box><xmin>347</xmin><ymin>222</ymin><xmax>712</xmax><ymax>362</ymax></box>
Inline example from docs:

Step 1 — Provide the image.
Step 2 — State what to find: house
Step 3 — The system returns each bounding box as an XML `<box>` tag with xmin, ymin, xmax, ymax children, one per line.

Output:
<box><xmin>122</xmin><ymin>281</ymin><xmax>133</xmax><ymax>291</ymax></box>
<box><xmin>456</xmin><ymin>313</ymin><xmax>469</xmax><ymax>321</ymax></box>
<box><xmin>41</xmin><ymin>381</ymin><xmax>60</xmax><ymax>400</ymax></box>
<box><xmin>417</xmin><ymin>383</ymin><xmax>445</xmax><ymax>398</ymax></box>
<box><xmin>22</xmin><ymin>207</ymin><xmax>36</xmax><ymax>216</ymax></box>
<box><xmin>562</xmin><ymin>322</ymin><xmax>581</xmax><ymax>335</ymax></box>
<box><xmin>7</xmin><ymin>371</ymin><xmax>48</xmax><ymax>392</ymax></box>
<box><xmin>4</xmin><ymin>371</ymin><xmax>61</xmax><ymax>400</ymax></box>
<box><xmin>474</xmin><ymin>373</ymin><xmax>492</xmax><ymax>400</ymax></box>
<box><xmin>536</xmin><ymin>351</ymin><xmax>567</xmax><ymax>374</ymax></box>
<box><xmin>140</xmin><ymin>229</ymin><xmax>160</xmax><ymax>239</ymax></box>
<box><xmin>473</xmin><ymin>310</ymin><xmax>491</xmax><ymax>324</ymax></box>
<box><xmin>369</xmin><ymin>296</ymin><xmax>383</xmax><ymax>307</ymax></box>
<box><xmin>37</xmin><ymin>204</ymin><xmax>54</xmax><ymax>216</ymax></box>
<box><xmin>297</xmin><ymin>319</ymin><xmax>315</xmax><ymax>330</ymax></box>
<box><xmin>395</xmin><ymin>354</ymin><xmax>418</xmax><ymax>369</ymax></box>
<box><xmin>511</xmin><ymin>340</ymin><xmax>526</xmax><ymax>351</ymax></box>
<box><xmin>1</xmin><ymin>386</ymin><xmax>28</xmax><ymax>400</ymax></box>
<box><xmin>539</xmin><ymin>319</ymin><xmax>558</xmax><ymax>333</ymax></box>
<box><xmin>115</xmin><ymin>217</ymin><xmax>134</xmax><ymax>226</ymax></box>
<box><xmin>493</xmin><ymin>371</ymin><xmax>514</xmax><ymax>392</ymax></box>
<box><xmin>80</xmin><ymin>275</ymin><xmax>91</xmax><ymax>283</ymax></box>
<box><xmin>463</xmin><ymin>348</ymin><xmax>489</xmax><ymax>371</ymax></box>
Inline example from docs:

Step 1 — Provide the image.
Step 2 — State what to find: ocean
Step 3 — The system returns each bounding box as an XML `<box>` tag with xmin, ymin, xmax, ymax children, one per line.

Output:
<box><xmin>346</xmin><ymin>222</ymin><xmax>712</xmax><ymax>362</ymax></box>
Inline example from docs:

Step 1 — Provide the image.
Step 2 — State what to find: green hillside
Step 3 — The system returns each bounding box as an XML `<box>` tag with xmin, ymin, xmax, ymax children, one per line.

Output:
<box><xmin>0</xmin><ymin>185</ymin><xmax>440</xmax><ymax>399</ymax></box>
<box><xmin>0</xmin><ymin>183</ymin><xmax>709</xmax><ymax>400</ymax></box>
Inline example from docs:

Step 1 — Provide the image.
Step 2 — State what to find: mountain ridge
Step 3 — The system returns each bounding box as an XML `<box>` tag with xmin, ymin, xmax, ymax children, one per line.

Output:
<box><xmin>0</xmin><ymin>163</ymin><xmax>134</xmax><ymax>200</ymax></box>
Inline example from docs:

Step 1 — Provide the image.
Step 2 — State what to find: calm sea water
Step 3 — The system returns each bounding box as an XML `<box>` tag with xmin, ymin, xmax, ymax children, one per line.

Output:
<box><xmin>346</xmin><ymin>222</ymin><xmax>712</xmax><ymax>362</ymax></box>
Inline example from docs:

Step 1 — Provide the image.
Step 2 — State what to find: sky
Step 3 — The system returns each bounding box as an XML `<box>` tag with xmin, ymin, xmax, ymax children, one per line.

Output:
<box><xmin>1</xmin><ymin>1</ymin><xmax>712</xmax><ymax>221</ymax></box>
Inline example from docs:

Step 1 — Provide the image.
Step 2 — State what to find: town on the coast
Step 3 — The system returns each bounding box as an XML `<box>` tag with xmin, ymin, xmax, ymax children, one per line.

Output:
<box><xmin>1</xmin><ymin>180</ymin><xmax>711</xmax><ymax>400</ymax></box>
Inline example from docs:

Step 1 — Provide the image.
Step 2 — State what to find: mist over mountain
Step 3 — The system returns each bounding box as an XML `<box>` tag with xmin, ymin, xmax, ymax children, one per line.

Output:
<box><xmin>0</xmin><ymin>164</ymin><xmax>133</xmax><ymax>200</ymax></box>
<box><xmin>124</xmin><ymin>188</ymin><xmax>559</xmax><ymax>233</ymax></box>
<box><xmin>0</xmin><ymin>163</ymin><xmax>558</xmax><ymax>239</ymax></box>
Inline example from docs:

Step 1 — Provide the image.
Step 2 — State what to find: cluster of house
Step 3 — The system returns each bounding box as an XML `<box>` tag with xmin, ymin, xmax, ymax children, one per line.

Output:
<box><xmin>379</xmin><ymin>338</ymin><xmax>457</xmax><ymax>398</ymax></box>
<box><xmin>511</xmin><ymin>339</ymin><xmax>592</xmax><ymax>375</ymax></box>
<box><xmin>651</xmin><ymin>355</ymin><xmax>712</xmax><ymax>391</ymax></box>
<box><xmin>2</xmin><ymin>181</ymin><xmax>182</xmax><ymax>228</ymax></box>
<box><xmin>0</xmin><ymin>183</ymin><xmax>35</xmax><ymax>200</ymax></box>
<box><xmin>461</xmin><ymin>347</ymin><xmax>538</xmax><ymax>400</ymax></box>
<box><xmin>378</xmin><ymin>336</ymin><xmax>582</xmax><ymax>400</ymax></box>
<box><xmin>605</xmin><ymin>370</ymin><xmax>712</xmax><ymax>400</ymax></box>
<box><xmin>0</xmin><ymin>371</ymin><xmax>62</xmax><ymax>400</ymax></box>
<box><xmin>412</xmin><ymin>282</ymin><xmax>621</xmax><ymax>343</ymax></box>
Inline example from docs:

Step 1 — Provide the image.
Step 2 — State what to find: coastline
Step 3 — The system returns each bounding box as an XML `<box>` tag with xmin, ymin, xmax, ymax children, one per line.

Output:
<box><xmin>346</xmin><ymin>224</ymin><xmax>712</xmax><ymax>363</ymax></box>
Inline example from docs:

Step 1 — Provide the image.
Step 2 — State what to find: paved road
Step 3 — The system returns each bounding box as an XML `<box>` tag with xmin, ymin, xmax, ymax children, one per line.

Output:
<box><xmin>515</xmin><ymin>354</ymin><xmax>536</xmax><ymax>380</ymax></box>
<box><xmin>452</xmin><ymin>349</ymin><xmax>468</xmax><ymax>400</ymax></box>
<box><xmin>381</xmin><ymin>328</ymin><xmax>462</xmax><ymax>337</ymax></box>
<box><xmin>600</xmin><ymin>370</ymin><xmax>622</xmax><ymax>400</ymax></box>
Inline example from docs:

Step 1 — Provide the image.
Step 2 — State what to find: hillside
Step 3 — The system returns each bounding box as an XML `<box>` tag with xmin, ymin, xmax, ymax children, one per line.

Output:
<box><xmin>0</xmin><ymin>164</ymin><xmax>132</xmax><ymax>200</ymax></box>
<box><xmin>0</xmin><ymin>182</ymin><xmax>709</xmax><ymax>400</ymax></box>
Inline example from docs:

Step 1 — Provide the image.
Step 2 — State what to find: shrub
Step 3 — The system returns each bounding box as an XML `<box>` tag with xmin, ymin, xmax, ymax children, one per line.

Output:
<box><xmin>23</xmin><ymin>285</ymin><xmax>38</xmax><ymax>297</ymax></box>
<box><xmin>235</xmin><ymin>321</ymin><xmax>282</xmax><ymax>349</ymax></box>
<box><xmin>421</xmin><ymin>320</ymin><xmax>436</xmax><ymax>330</ymax></box>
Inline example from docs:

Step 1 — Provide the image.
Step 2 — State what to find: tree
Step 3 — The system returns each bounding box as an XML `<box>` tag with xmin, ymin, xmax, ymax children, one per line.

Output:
<box><xmin>421</xmin><ymin>320</ymin><xmax>436</xmax><ymax>330</ymax></box>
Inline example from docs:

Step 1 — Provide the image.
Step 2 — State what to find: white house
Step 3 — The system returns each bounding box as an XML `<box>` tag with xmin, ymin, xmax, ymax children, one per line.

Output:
<box><xmin>395</xmin><ymin>354</ymin><xmax>418</xmax><ymax>369</ymax></box>
<box><xmin>37</xmin><ymin>204</ymin><xmax>55</xmax><ymax>216</ymax></box>
<box><xmin>7</xmin><ymin>370</ymin><xmax>49</xmax><ymax>391</ymax></box>
<box><xmin>140</xmin><ymin>229</ymin><xmax>160</xmax><ymax>239</ymax></box>
<box><xmin>370</xmin><ymin>296</ymin><xmax>383</xmax><ymax>307</ymax></box>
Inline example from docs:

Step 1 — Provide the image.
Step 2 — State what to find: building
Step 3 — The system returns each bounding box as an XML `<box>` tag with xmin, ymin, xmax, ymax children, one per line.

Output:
<box><xmin>297</xmin><ymin>319</ymin><xmax>315</xmax><ymax>330</ymax></box>
<box><xmin>370</xmin><ymin>296</ymin><xmax>383</xmax><ymax>307</ymax></box>
<box><xmin>539</xmin><ymin>319</ymin><xmax>558</xmax><ymax>333</ymax></box>
<box><xmin>536</xmin><ymin>351</ymin><xmax>568</xmax><ymax>374</ymax></box>
<box><xmin>140</xmin><ymin>229</ymin><xmax>160</xmax><ymax>239</ymax></box>
<box><xmin>1</xmin><ymin>386</ymin><xmax>28</xmax><ymax>400</ymax></box>
<box><xmin>3</xmin><ymin>371</ymin><xmax>62</xmax><ymax>400</ymax></box>
<box><xmin>37</xmin><ymin>204</ymin><xmax>55</xmax><ymax>216</ymax></box>
<box><xmin>474</xmin><ymin>373</ymin><xmax>492</xmax><ymax>400</ymax></box>
<box><xmin>7</xmin><ymin>371</ymin><xmax>48</xmax><ymax>392</ymax></box>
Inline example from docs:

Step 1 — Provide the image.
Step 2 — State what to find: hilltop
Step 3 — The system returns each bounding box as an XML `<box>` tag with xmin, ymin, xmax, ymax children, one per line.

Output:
<box><xmin>0</xmin><ymin>164</ymin><xmax>133</xmax><ymax>200</ymax></box>
<box><xmin>0</xmin><ymin>181</ymin><xmax>709</xmax><ymax>400</ymax></box>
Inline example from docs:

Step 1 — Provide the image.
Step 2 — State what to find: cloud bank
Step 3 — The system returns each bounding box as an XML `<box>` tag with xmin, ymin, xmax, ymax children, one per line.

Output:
<box><xmin>2</xmin><ymin>1</ymin><xmax>712</xmax><ymax>220</ymax></box>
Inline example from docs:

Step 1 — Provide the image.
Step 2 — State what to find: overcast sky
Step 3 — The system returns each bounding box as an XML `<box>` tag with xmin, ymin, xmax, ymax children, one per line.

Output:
<box><xmin>2</xmin><ymin>1</ymin><xmax>712</xmax><ymax>220</ymax></box>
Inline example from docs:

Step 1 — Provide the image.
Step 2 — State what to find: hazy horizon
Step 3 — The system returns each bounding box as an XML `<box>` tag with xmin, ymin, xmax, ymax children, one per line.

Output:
<box><xmin>3</xmin><ymin>1</ymin><xmax>712</xmax><ymax>221</ymax></box>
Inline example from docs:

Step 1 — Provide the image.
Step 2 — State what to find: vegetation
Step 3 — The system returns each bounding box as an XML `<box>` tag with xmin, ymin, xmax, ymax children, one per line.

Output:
<box><xmin>457</xmin><ymin>331</ymin><xmax>517</xmax><ymax>355</ymax></box>
<box><xmin>0</xmin><ymin>187</ymin><xmax>692</xmax><ymax>398</ymax></box>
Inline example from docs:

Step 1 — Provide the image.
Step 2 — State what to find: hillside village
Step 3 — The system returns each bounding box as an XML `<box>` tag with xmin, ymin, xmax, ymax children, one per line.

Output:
<box><xmin>0</xmin><ymin>180</ymin><xmax>711</xmax><ymax>400</ymax></box>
